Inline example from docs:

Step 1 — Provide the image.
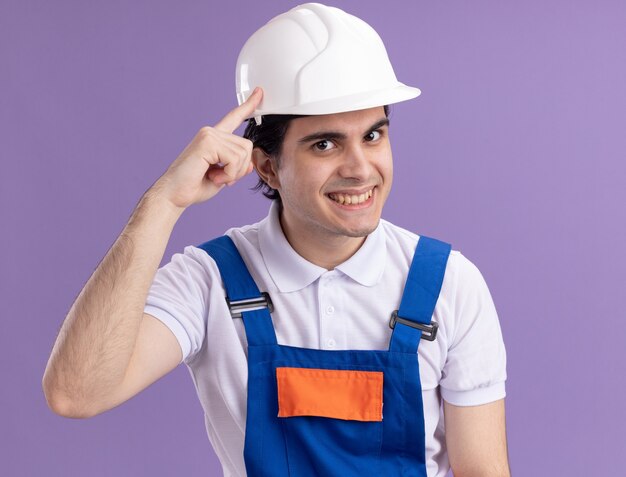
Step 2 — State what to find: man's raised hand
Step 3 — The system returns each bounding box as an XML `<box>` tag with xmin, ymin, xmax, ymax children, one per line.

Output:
<box><xmin>151</xmin><ymin>87</ymin><xmax>263</xmax><ymax>210</ymax></box>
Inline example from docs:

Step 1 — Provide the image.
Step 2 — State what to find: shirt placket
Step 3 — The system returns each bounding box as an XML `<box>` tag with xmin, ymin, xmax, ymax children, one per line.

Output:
<box><xmin>318</xmin><ymin>271</ymin><xmax>342</xmax><ymax>350</ymax></box>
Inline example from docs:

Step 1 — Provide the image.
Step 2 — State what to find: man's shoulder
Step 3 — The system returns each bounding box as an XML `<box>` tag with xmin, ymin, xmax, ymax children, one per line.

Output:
<box><xmin>380</xmin><ymin>219</ymin><xmax>467</xmax><ymax>270</ymax></box>
<box><xmin>193</xmin><ymin>215</ymin><xmax>266</xmax><ymax>251</ymax></box>
<box><xmin>380</xmin><ymin>219</ymin><xmax>453</xmax><ymax>253</ymax></box>
<box><xmin>379</xmin><ymin>218</ymin><xmax>419</xmax><ymax>245</ymax></box>
<box><xmin>225</xmin><ymin>214</ymin><xmax>270</xmax><ymax>255</ymax></box>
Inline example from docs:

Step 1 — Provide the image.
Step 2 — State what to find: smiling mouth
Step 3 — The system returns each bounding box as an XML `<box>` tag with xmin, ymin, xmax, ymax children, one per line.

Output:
<box><xmin>327</xmin><ymin>188</ymin><xmax>374</xmax><ymax>205</ymax></box>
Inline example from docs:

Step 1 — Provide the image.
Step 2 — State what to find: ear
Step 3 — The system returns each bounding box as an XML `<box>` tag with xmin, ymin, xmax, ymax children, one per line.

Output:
<box><xmin>252</xmin><ymin>147</ymin><xmax>280</xmax><ymax>189</ymax></box>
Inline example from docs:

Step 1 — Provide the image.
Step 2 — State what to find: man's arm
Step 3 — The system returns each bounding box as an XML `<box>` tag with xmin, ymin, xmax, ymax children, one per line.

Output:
<box><xmin>42</xmin><ymin>88</ymin><xmax>264</xmax><ymax>418</ymax></box>
<box><xmin>444</xmin><ymin>398</ymin><xmax>511</xmax><ymax>477</ymax></box>
<box><xmin>42</xmin><ymin>191</ymin><xmax>184</xmax><ymax>418</ymax></box>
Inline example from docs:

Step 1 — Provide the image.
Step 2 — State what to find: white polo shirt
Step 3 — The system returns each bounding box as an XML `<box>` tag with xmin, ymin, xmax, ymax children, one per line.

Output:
<box><xmin>144</xmin><ymin>202</ymin><xmax>507</xmax><ymax>477</ymax></box>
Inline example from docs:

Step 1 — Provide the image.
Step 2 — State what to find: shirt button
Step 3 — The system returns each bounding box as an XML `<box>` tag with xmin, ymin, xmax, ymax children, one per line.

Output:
<box><xmin>327</xmin><ymin>339</ymin><xmax>336</xmax><ymax>348</ymax></box>
<box><xmin>326</xmin><ymin>305</ymin><xmax>335</xmax><ymax>315</ymax></box>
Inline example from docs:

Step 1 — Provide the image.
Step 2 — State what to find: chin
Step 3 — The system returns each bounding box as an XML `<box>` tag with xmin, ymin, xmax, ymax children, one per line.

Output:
<box><xmin>339</xmin><ymin>221</ymin><xmax>379</xmax><ymax>238</ymax></box>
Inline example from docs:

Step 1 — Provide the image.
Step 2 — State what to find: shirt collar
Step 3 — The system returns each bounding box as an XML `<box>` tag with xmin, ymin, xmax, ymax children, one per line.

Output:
<box><xmin>258</xmin><ymin>202</ymin><xmax>387</xmax><ymax>293</ymax></box>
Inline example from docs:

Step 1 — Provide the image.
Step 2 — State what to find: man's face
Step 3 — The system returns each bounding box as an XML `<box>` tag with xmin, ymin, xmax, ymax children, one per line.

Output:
<box><xmin>272</xmin><ymin>106</ymin><xmax>393</xmax><ymax>246</ymax></box>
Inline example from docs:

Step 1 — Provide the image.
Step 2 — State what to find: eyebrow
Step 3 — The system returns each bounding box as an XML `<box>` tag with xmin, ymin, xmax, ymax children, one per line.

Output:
<box><xmin>297</xmin><ymin>118</ymin><xmax>390</xmax><ymax>145</ymax></box>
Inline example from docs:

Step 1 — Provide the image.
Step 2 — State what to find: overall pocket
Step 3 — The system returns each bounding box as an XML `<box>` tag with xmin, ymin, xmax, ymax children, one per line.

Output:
<box><xmin>277</xmin><ymin>367</ymin><xmax>384</xmax><ymax>477</ymax></box>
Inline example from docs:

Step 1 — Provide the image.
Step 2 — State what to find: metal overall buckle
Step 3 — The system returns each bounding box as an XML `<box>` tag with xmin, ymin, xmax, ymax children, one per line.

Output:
<box><xmin>389</xmin><ymin>310</ymin><xmax>438</xmax><ymax>341</ymax></box>
<box><xmin>226</xmin><ymin>292</ymin><xmax>274</xmax><ymax>319</ymax></box>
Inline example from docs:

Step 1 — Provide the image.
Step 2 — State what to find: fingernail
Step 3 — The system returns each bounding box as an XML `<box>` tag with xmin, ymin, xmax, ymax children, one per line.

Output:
<box><xmin>252</xmin><ymin>87</ymin><xmax>259</xmax><ymax>95</ymax></box>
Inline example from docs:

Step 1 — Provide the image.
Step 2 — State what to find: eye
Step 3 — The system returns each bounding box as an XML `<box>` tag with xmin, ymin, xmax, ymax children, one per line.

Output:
<box><xmin>365</xmin><ymin>130</ymin><xmax>382</xmax><ymax>141</ymax></box>
<box><xmin>313</xmin><ymin>139</ymin><xmax>335</xmax><ymax>152</ymax></box>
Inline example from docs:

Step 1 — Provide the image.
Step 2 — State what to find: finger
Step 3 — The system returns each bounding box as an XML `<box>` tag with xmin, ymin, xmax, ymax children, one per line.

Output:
<box><xmin>206</xmin><ymin>165</ymin><xmax>229</xmax><ymax>185</ymax></box>
<box><xmin>208</xmin><ymin>160</ymin><xmax>248</xmax><ymax>187</ymax></box>
<box><xmin>225</xmin><ymin>144</ymin><xmax>249</xmax><ymax>183</ymax></box>
<box><xmin>210</xmin><ymin>150</ymin><xmax>253</xmax><ymax>187</ymax></box>
<box><xmin>206</xmin><ymin>142</ymin><xmax>249</xmax><ymax>185</ymax></box>
<box><xmin>232</xmin><ymin>141</ymin><xmax>252</xmax><ymax>177</ymax></box>
<box><xmin>227</xmin><ymin>156</ymin><xmax>254</xmax><ymax>186</ymax></box>
<box><xmin>214</xmin><ymin>87</ymin><xmax>263</xmax><ymax>134</ymax></box>
<box><xmin>220</xmin><ymin>137</ymin><xmax>253</xmax><ymax>181</ymax></box>
<box><xmin>221</xmin><ymin>147</ymin><xmax>247</xmax><ymax>182</ymax></box>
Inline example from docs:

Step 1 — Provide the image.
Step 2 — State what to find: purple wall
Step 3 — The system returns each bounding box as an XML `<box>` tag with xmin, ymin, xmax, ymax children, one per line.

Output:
<box><xmin>2</xmin><ymin>1</ymin><xmax>624</xmax><ymax>475</ymax></box>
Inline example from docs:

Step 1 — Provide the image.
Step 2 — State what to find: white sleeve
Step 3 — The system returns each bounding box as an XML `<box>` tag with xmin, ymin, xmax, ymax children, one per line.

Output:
<box><xmin>143</xmin><ymin>245</ymin><xmax>211</xmax><ymax>364</ymax></box>
<box><xmin>439</xmin><ymin>252</ymin><xmax>507</xmax><ymax>406</ymax></box>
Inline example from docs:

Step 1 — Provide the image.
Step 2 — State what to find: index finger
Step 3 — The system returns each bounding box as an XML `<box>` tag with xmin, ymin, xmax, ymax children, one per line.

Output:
<box><xmin>214</xmin><ymin>87</ymin><xmax>263</xmax><ymax>133</ymax></box>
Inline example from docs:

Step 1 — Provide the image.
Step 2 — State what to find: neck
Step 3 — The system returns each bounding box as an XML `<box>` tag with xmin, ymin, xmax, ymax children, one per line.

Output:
<box><xmin>278</xmin><ymin>209</ymin><xmax>366</xmax><ymax>270</ymax></box>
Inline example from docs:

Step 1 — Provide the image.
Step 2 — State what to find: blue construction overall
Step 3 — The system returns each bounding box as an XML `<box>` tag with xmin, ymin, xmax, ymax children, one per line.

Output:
<box><xmin>198</xmin><ymin>234</ymin><xmax>451</xmax><ymax>477</ymax></box>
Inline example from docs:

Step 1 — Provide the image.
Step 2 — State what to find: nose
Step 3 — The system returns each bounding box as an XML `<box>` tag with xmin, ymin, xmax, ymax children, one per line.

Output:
<box><xmin>337</xmin><ymin>143</ymin><xmax>371</xmax><ymax>181</ymax></box>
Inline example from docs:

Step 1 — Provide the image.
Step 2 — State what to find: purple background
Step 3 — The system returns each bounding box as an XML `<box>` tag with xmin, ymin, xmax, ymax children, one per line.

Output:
<box><xmin>2</xmin><ymin>1</ymin><xmax>624</xmax><ymax>475</ymax></box>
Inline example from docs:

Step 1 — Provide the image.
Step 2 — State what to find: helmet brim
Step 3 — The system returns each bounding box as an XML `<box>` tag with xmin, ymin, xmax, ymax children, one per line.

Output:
<box><xmin>244</xmin><ymin>83</ymin><xmax>421</xmax><ymax>120</ymax></box>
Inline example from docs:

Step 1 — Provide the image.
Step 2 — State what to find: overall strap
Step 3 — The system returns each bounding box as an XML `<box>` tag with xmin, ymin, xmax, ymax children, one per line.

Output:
<box><xmin>389</xmin><ymin>236</ymin><xmax>451</xmax><ymax>354</ymax></box>
<box><xmin>197</xmin><ymin>235</ymin><xmax>277</xmax><ymax>346</ymax></box>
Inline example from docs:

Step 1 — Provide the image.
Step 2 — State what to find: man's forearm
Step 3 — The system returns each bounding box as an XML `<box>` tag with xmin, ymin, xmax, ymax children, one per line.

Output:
<box><xmin>42</xmin><ymin>188</ymin><xmax>183</xmax><ymax>416</ymax></box>
<box><xmin>43</xmin><ymin>88</ymin><xmax>261</xmax><ymax>416</ymax></box>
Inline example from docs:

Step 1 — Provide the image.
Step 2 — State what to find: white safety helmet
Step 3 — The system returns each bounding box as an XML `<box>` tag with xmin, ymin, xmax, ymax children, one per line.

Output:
<box><xmin>236</xmin><ymin>2</ymin><xmax>421</xmax><ymax>125</ymax></box>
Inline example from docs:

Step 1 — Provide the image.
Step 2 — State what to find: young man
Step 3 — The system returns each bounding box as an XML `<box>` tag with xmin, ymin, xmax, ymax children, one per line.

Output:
<box><xmin>43</xmin><ymin>4</ymin><xmax>509</xmax><ymax>476</ymax></box>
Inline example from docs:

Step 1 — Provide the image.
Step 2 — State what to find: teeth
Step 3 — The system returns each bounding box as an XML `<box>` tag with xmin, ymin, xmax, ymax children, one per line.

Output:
<box><xmin>329</xmin><ymin>189</ymin><xmax>373</xmax><ymax>205</ymax></box>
